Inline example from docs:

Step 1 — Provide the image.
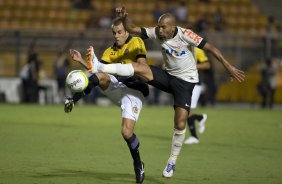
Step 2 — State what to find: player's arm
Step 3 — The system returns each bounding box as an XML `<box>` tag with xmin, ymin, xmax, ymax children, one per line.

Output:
<box><xmin>69</xmin><ymin>49</ymin><xmax>88</xmax><ymax>69</ymax></box>
<box><xmin>116</xmin><ymin>7</ymin><xmax>142</xmax><ymax>36</ymax></box>
<box><xmin>202</xmin><ymin>42</ymin><xmax>245</xmax><ymax>82</ymax></box>
<box><xmin>197</xmin><ymin>61</ymin><xmax>210</xmax><ymax>70</ymax></box>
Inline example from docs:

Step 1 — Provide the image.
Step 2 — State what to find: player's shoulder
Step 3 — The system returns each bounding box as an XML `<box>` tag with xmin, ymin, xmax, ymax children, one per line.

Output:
<box><xmin>131</xmin><ymin>36</ymin><xmax>144</xmax><ymax>43</ymax></box>
<box><xmin>103</xmin><ymin>46</ymin><xmax>113</xmax><ymax>54</ymax></box>
<box><xmin>129</xmin><ymin>36</ymin><xmax>146</xmax><ymax>48</ymax></box>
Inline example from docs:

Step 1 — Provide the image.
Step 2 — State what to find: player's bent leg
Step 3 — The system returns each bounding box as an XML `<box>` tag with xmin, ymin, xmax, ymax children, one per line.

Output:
<box><xmin>95</xmin><ymin>73</ymin><xmax>111</xmax><ymax>90</ymax></box>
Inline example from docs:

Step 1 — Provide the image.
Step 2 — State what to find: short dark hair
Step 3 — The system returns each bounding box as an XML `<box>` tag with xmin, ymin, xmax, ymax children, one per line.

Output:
<box><xmin>112</xmin><ymin>17</ymin><xmax>123</xmax><ymax>26</ymax></box>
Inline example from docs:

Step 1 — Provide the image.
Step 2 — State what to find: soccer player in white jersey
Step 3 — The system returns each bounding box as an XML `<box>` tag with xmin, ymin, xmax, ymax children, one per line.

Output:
<box><xmin>86</xmin><ymin>7</ymin><xmax>245</xmax><ymax>178</ymax></box>
<box><xmin>64</xmin><ymin>17</ymin><xmax>147</xmax><ymax>183</ymax></box>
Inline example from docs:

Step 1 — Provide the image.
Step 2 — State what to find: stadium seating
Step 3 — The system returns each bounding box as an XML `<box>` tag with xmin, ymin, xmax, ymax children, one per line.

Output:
<box><xmin>0</xmin><ymin>0</ymin><xmax>271</xmax><ymax>33</ymax></box>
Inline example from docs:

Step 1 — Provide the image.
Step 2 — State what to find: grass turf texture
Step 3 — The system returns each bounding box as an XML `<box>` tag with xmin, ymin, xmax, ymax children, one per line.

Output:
<box><xmin>0</xmin><ymin>104</ymin><xmax>281</xmax><ymax>184</ymax></box>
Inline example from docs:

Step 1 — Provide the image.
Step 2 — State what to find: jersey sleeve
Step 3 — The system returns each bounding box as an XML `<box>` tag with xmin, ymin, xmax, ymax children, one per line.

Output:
<box><xmin>144</xmin><ymin>27</ymin><xmax>157</xmax><ymax>40</ymax></box>
<box><xmin>132</xmin><ymin>37</ymin><xmax>147</xmax><ymax>58</ymax></box>
<box><xmin>195</xmin><ymin>48</ymin><xmax>208</xmax><ymax>63</ymax></box>
<box><xmin>180</xmin><ymin>28</ymin><xmax>206</xmax><ymax>48</ymax></box>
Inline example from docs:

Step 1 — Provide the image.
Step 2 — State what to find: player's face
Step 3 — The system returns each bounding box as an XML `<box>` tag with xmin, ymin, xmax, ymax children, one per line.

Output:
<box><xmin>112</xmin><ymin>24</ymin><xmax>129</xmax><ymax>47</ymax></box>
<box><xmin>157</xmin><ymin>18</ymin><xmax>176</xmax><ymax>40</ymax></box>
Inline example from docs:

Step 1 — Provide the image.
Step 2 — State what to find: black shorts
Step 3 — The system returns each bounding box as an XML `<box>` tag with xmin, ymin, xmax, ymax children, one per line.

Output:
<box><xmin>148</xmin><ymin>65</ymin><xmax>195</xmax><ymax>111</ymax></box>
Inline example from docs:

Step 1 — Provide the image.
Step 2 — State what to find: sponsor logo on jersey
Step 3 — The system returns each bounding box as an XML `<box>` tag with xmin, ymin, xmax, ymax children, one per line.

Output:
<box><xmin>182</xmin><ymin>29</ymin><xmax>202</xmax><ymax>44</ymax></box>
<box><xmin>163</xmin><ymin>48</ymin><xmax>187</xmax><ymax>57</ymax></box>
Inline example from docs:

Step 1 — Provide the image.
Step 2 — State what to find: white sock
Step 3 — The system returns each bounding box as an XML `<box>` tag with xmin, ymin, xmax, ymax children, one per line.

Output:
<box><xmin>168</xmin><ymin>128</ymin><xmax>186</xmax><ymax>163</ymax></box>
<box><xmin>99</xmin><ymin>63</ymin><xmax>134</xmax><ymax>76</ymax></box>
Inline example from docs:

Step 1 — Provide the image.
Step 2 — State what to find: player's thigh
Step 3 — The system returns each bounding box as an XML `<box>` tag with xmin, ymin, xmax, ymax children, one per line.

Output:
<box><xmin>191</xmin><ymin>84</ymin><xmax>202</xmax><ymax>108</ymax></box>
<box><xmin>132</xmin><ymin>62</ymin><xmax>153</xmax><ymax>81</ymax></box>
<box><xmin>147</xmin><ymin>65</ymin><xmax>172</xmax><ymax>93</ymax></box>
<box><xmin>120</xmin><ymin>91</ymin><xmax>143</xmax><ymax>122</ymax></box>
<box><xmin>171</xmin><ymin>77</ymin><xmax>195</xmax><ymax>111</ymax></box>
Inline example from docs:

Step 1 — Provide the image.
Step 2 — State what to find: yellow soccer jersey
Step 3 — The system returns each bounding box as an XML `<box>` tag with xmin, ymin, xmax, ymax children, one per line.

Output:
<box><xmin>101</xmin><ymin>36</ymin><xmax>147</xmax><ymax>64</ymax></box>
<box><xmin>195</xmin><ymin>47</ymin><xmax>208</xmax><ymax>64</ymax></box>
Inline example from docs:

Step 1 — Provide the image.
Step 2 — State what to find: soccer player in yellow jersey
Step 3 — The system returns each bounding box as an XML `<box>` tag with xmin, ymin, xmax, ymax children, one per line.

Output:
<box><xmin>184</xmin><ymin>48</ymin><xmax>210</xmax><ymax>144</ymax></box>
<box><xmin>64</xmin><ymin>17</ymin><xmax>147</xmax><ymax>183</ymax></box>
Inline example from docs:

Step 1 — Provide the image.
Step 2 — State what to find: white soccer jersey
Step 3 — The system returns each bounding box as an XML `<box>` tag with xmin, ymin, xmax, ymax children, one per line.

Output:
<box><xmin>144</xmin><ymin>27</ymin><xmax>205</xmax><ymax>83</ymax></box>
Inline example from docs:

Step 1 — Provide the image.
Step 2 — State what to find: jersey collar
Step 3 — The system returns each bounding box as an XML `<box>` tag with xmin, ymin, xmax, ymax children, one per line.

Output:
<box><xmin>113</xmin><ymin>35</ymin><xmax>132</xmax><ymax>49</ymax></box>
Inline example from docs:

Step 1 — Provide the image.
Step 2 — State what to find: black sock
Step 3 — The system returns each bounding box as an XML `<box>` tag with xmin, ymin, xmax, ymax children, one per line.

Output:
<box><xmin>72</xmin><ymin>74</ymin><xmax>99</xmax><ymax>102</ymax></box>
<box><xmin>124</xmin><ymin>134</ymin><xmax>142</xmax><ymax>166</ymax></box>
<box><xmin>87</xmin><ymin>74</ymin><xmax>100</xmax><ymax>91</ymax></box>
<box><xmin>194</xmin><ymin>114</ymin><xmax>203</xmax><ymax>122</ymax></box>
<box><xmin>188</xmin><ymin>114</ymin><xmax>198</xmax><ymax>138</ymax></box>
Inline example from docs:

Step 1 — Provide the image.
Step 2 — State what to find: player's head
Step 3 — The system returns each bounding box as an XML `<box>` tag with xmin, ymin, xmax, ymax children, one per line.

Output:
<box><xmin>111</xmin><ymin>17</ymin><xmax>129</xmax><ymax>47</ymax></box>
<box><xmin>157</xmin><ymin>13</ymin><xmax>176</xmax><ymax>40</ymax></box>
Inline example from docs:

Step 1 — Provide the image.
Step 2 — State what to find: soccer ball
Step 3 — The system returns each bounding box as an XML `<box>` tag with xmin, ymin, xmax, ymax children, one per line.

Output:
<box><xmin>66</xmin><ymin>70</ymin><xmax>89</xmax><ymax>93</ymax></box>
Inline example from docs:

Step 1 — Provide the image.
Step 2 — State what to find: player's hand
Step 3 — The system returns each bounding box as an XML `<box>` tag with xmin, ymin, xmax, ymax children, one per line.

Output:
<box><xmin>116</xmin><ymin>6</ymin><xmax>128</xmax><ymax>18</ymax></box>
<box><xmin>69</xmin><ymin>49</ymin><xmax>88</xmax><ymax>69</ymax></box>
<box><xmin>227</xmin><ymin>65</ymin><xmax>245</xmax><ymax>82</ymax></box>
<box><xmin>69</xmin><ymin>49</ymin><xmax>82</xmax><ymax>62</ymax></box>
<box><xmin>64</xmin><ymin>97</ymin><xmax>74</xmax><ymax>113</ymax></box>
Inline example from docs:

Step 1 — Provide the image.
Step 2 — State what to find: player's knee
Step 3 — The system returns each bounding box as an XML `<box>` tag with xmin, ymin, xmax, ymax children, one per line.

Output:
<box><xmin>96</xmin><ymin>73</ymin><xmax>110</xmax><ymax>90</ymax></box>
<box><xmin>132</xmin><ymin>63</ymin><xmax>153</xmax><ymax>81</ymax></box>
<box><xmin>174</xmin><ymin>121</ymin><xmax>186</xmax><ymax>130</ymax></box>
<box><xmin>121</xmin><ymin>128</ymin><xmax>133</xmax><ymax>140</ymax></box>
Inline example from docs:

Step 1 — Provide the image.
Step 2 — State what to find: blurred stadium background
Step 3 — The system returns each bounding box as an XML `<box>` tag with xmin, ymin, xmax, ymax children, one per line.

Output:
<box><xmin>0</xmin><ymin>0</ymin><xmax>282</xmax><ymax>107</ymax></box>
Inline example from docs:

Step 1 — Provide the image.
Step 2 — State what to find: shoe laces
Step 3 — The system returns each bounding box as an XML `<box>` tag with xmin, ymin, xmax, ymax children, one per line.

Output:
<box><xmin>166</xmin><ymin>163</ymin><xmax>175</xmax><ymax>172</ymax></box>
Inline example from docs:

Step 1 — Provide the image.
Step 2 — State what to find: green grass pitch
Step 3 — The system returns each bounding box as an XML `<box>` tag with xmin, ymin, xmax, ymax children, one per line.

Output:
<box><xmin>0</xmin><ymin>104</ymin><xmax>281</xmax><ymax>184</ymax></box>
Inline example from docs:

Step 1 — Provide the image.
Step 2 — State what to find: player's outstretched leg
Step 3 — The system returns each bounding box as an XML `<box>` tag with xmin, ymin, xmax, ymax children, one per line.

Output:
<box><xmin>87</xmin><ymin>46</ymin><xmax>100</xmax><ymax>74</ymax></box>
<box><xmin>86</xmin><ymin>46</ymin><xmax>134</xmax><ymax>76</ymax></box>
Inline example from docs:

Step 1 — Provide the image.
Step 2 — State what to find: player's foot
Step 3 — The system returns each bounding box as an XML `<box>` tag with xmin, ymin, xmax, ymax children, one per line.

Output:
<box><xmin>86</xmin><ymin>46</ymin><xmax>99</xmax><ymax>74</ymax></box>
<box><xmin>162</xmin><ymin>160</ymin><xmax>175</xmax><ymax>178</ymax></box>
<box><xmin>134</xmin><ymin>162</ymin><xmax>145</xmax><ymax>183</ymax></box>
<box><xmin>184</xmin><ymin>136</ymin><xmax>199</xmax><ymax>144</ymax></box>
<box><xmin>198</xmin><ymin>113</ymin><xmax>207</xmax><ymax>134</ymax></box>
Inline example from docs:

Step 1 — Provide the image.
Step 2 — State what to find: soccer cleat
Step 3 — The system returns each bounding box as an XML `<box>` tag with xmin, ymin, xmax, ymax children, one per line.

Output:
<box><xmin>198</xmin><ymin>113</ymin><xmax>207</xmax><ymax>134</ymax></box>
<box><xmin>134</xmin><ymin>162</ymin><xmax>145</xmax><ymax>184</ymax></box>
<box><xmin>86</xmin><ymin>46</ymin><xmax>99</xmax><ymax>74</ymax></box>
<box><xmin>184</xmin><ymin>136</ymin><xmax>199</xmax><ymax>144</ymax></box>
<box><xmin>162</xmin><ymin>161</ymin><xmax>176</xmax><ymax>178</ymax></box>
<box><xmin>64</xmin><ymin>97</ymin><xmax>74</xmax><ymax>113</ymax></box>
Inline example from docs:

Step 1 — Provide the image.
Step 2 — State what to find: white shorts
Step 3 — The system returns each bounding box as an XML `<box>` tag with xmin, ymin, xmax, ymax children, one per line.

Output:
<box><xmin>191</xmin><ymin>84</ymin><xmax>203</xmax><ymax>109</ymax></box>
<box><xmin>101</xmin><ymin>74</ymin><xmax>144</xmax><ymax>122</ymax></box>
